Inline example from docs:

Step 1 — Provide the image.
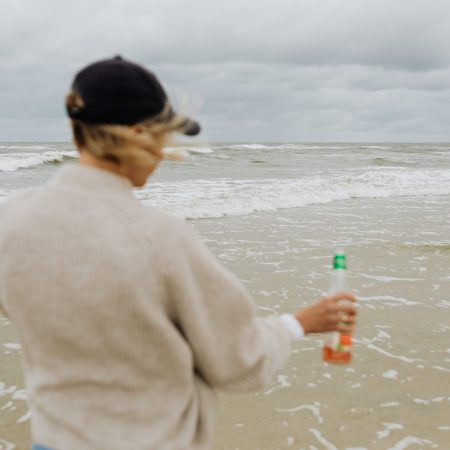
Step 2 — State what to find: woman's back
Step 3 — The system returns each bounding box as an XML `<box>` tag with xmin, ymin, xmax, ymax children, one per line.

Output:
<box><xmin>0</xmin><ymin>164</ymin><xmax>217</xmax><ymax>449</ymax></box>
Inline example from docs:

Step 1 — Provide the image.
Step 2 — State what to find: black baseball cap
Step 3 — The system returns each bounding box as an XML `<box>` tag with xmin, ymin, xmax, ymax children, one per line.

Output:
<box><xmin>66</xmin><ymin>56</ymin><xmax>200</xmax><ymax>136</ymax></box>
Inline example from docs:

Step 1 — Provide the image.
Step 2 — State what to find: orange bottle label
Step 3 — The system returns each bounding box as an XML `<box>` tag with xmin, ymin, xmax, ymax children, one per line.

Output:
<box><xmin>323</xmin><ymin>333</ymin><xmax>352</xmax><ymax>363</ymax></box>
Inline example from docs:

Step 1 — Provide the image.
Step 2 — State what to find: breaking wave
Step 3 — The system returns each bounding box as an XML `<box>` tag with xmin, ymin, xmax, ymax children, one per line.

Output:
<box><xmin>0</xmin><ymin>151</ymin><xmax>78</xmax><ymax>172</ymax></box>
<box><xmin>136</xmin><ymin>168</ymin><xmax>450</xmax><ymax>219</ymax></box>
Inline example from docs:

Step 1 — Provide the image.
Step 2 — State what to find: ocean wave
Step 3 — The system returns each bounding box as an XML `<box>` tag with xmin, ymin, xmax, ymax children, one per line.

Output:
<box><xmin>229</xmin><ymin>144</ymin><xmax>274</xmax><ymax>150</ymax></box>
<box><xmin>164</xmin><ymin>146</ymin><xmax>213</xmax><ymax>155</ymax></box>
<box><xmin>135</xmin><ymin>168</ymin><xmax>450</xmax><ymax>219</ymax></box>
<box><xmin>0</xmin><ymin>144</ymin><xmax>48</xmax><ymax>150</ymax></box>
<box><xmin>185</xmin><ymin>146</ymin><xmax>213</xmax><ymax>154</ymax></box>
<box><xmin>0</xmin><ymin>151</ymin><xmax>78</xmax><ymax>172</ymax></box>
<box><xmin>372</xmin><ymin>157</ymin><xmax>416</xmax><ymax>167</ymax></box>
<box><xmin>220</xmin><ymin>143</ymin><xmax>310</xmax><ymax>152</ymax></box>
<box><xmin>359</xmin><ymin>145</ymin><xmax>394</xmax><ymax>149</ymax></box>
<box><xmin>222</xmin><ymin>143</ymin><xmax>397</xmax><ymax>152</ymax></box>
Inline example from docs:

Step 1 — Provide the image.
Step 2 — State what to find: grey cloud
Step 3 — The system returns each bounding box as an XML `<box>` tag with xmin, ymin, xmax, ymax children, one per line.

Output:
<box><xmin>1</xmin><ymin>0</ymin><xmax>450</xmax><ymax>141</ymax></box>
<box><xmin>2</xmin><ymin>0</ymin><xmax>450</xmax><ymax>69</ymax></box>
<box><xmin>140</xmin><ymin>0</ymin><xmax>450</xmax><ymax>70</ymax></box>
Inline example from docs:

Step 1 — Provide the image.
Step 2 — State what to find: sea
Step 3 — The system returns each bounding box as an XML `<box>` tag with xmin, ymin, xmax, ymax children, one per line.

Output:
<box><xmin>1</xmin><ymin>142</ymin><xmax>450</xmax><ymax>449</ymax></box>
<box><xmin>2</xmin><ymin>142</ymin><xmax>450</xmax><ymax>219</ymax></box>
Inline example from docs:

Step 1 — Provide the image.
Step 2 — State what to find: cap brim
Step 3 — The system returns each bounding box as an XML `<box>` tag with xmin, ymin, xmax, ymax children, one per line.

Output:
<box><xmin>163</xmin><ymin>107</ymin><xmax>201</xmax><ymax>136</ymax></box>
<box><xmin>175</xmin><ymin>116</ymin><xmax>201</xmax><ymax>136</ymax></box>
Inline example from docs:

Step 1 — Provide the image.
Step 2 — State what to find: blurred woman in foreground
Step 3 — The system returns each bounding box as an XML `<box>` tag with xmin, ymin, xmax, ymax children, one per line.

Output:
<box><xmin>0</xmin><ymin>56</ymin><xmax>356</xmax><ymax>450</ymax></box>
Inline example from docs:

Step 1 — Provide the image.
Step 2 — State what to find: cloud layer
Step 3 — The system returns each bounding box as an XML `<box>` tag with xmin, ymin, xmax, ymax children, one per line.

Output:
<box><xmin>1</xmin><ymin>0</ymin><xmax>450</xmax><ymax>141</ymax></box>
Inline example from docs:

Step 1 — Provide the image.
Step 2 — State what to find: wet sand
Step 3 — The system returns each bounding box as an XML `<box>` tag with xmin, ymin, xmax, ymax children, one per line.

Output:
<box><xmin>1</xmin><ymin>195</ymin><xmax>450</xmax><ymax>449</ymax></box>
<box><xmin>200</xmin><ymin>197</ymin><xmax>450</xmax><ymax>449</ymax></box>
<box><xmin>0</xmin><ymin>317</ymin><xmax>30</xmax><ymax>449</ymax></box>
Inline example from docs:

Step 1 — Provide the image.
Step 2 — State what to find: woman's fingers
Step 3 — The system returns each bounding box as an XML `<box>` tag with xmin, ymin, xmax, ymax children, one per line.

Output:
<box><xmin>295</xmin><ymin>292</ymin><xmax>358</xmax><ymax>334</ymax></box>
<box><xmin>338</xmin><ymin>303</ymin><xmax>357</xmax><ymax>316</ymax></box>
<box><xmin>324</xmin><ymin>295</ymin><xmax>358</xmax><ymax>332</ymax></box>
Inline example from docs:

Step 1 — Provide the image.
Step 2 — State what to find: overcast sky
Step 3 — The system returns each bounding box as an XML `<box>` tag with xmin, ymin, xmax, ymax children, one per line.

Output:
<box><xmin>1</xmin><ymin>0</ymin><xmax>450</xmax><ymax>142</ymax></box>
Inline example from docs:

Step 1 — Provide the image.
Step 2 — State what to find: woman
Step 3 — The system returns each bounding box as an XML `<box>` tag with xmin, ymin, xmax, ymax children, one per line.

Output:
<box><xmin>0</xmin><ymin>56</ymin><xmax>356</xmax><ymax>450</ymax></box>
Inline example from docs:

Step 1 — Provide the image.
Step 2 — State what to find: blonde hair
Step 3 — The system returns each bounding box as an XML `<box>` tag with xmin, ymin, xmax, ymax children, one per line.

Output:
<box><xmin>66</xmin><ymin>90</ymin><xmax>187</xmax><ymax>166</ymax></box>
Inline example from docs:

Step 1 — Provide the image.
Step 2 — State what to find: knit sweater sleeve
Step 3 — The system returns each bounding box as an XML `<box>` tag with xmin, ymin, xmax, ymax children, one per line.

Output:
<box><xmin>166</xmin><ymin>222</ymin><xmax>292</xmax><ymax>392</ymax></box>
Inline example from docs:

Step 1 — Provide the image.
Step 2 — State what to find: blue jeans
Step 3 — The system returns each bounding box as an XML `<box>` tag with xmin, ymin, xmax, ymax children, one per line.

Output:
<box><xmin>32</xmin><ymin>445</ymin><xmax>54</xmax><ymax>450</ymax></box>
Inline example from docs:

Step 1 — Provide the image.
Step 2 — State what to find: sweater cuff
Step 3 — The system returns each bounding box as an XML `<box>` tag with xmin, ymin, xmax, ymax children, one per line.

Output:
<box><xmin>278</xmin><ymin>314</ymin><xmax>305</xmax><ymax>341</ymax></box>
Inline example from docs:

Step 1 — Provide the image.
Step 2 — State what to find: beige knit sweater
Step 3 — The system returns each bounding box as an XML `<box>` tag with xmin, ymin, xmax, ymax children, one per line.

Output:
<box><xmin>0</xmin><ymin>164</ymin><xmax>293</xmax><ymax>450</ymax></box>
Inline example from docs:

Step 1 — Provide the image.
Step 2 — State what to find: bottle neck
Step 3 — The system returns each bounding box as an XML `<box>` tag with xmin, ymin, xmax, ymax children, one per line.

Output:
<box><xmin>333</xmin><ymin>254</ymin><xmax>347</xmax><ymax>270</ymax></box>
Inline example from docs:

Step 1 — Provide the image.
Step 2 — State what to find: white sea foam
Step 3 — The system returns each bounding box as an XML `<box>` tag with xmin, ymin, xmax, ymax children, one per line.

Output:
<box><xmin>382</xmin><ymin>370</ymin><xmax>398</xmax><ymax>379</ymax></box>
<box><xmin>432</xmin><ymin>365</ymin><xmax>450</xmax><ymax>373</ymax></box>
<box><xmin>263</xmin><ymin>374</ymin><xmax>291</xmax><ymax>394</ymax></box>
<box><xmin>229</xmin><ymin>143</ymin><xmax>274</xmax><ymax>150</ymax></box>
<box><xmin>308</xmin><ymin>429</ymin><xmax>337</xmax><ymax>450</ymax></box>
<box><xmin>380</xmin><ymin>402</ymin><xmax>400</xmax><ymax>408</ymax></box>
<box><xmin>227</xmin><ymin>143</ymin><xmax>352</xmax><ymax>151</ymax></box>
<box><xmin>356</xmin><ymin>338</ymin><xmax>421</xmax><ymax>363</ymax></box>
<box><xmin>0</xmin><ymin>144</ymin><xmax>47</xmax><ymax>150</ymax></box>
<box><xmin>360</xmin><ymin>274</ymin><xmax>422</xmax><ymax>282</ymax></box>
<box><xmin>345</xmin><ymin>448</ymin><xmax>368</xmax><ymax>450</ymax></box>
<box><xmin>0</xmin><ymin>151</ymin><xmax>77</xmax><ymax>171</ymax></box>
<box><xmin>277</xmin><ymin>403</ymin><xmax>323</xmax><ymax>423</ymax></box>
<box><xmin>3</xmin><ymin>343</ymin><xmax>21</xmax><ymax>350</ymax></box>
<box><xmin>358</xmin><ymin>295</ymin><xmax>421</xmax><ymax>306</ymax></box>
<box><xmin>387</xmin><ymin>436</ymin><xmax>437</xmax><ymax>449</ymax></box>
<box><xmin>0</xmin><ymin>383</ymin><xmax>27</xmax><ymax>401</ymax></box>
<box><xmin>0</xmin><ymin>439</ymin><xmax>16</xmax><ymax>450</ymax></box>
<box><xmin>136</xmin><ymin>168</ymin><xmax>450</xmax><ymax>219</ymax></box>
<box><xmin>377</xmin><ymin>423</ymin><xmax>404</xmax><ymax>439</ymax></box>
<box><xmin>16</xmin><ymin>410</ymin><xmax>31</xmax><ymax>424</ymax></box>
<box><xmin>184</xmin><ymin>146</ymin><xmax>213</xmax><ymax>154</ymax></box>
<box><xmin>163</xmin><ymin>146</ymin><xmax>213</xmax><ymax>156</ymax></box>
<box><xmin>12</xmin><ymin>389</ymin><xmax>27</xmax><ymax>401</ymax></box>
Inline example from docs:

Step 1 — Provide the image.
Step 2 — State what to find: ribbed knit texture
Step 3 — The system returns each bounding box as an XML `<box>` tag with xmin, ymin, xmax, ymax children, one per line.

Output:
<box><xmin>0</xmin><ymin>164</ymin><xmax>292</xmax><ymax>450</ymax></box>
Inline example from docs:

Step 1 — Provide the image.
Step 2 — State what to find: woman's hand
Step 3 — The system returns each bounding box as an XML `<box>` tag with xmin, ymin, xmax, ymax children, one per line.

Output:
<box><xmin>295</xmin><ymin>292</ymin><xmax>357</xmax><ymax>335</ymax></box>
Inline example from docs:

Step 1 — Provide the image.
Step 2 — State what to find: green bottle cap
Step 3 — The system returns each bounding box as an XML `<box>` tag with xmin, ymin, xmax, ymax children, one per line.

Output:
<box><xmin>333</xmin><ymin>251</ymin><xmax>347</xmax><ymax>270</ymax></box>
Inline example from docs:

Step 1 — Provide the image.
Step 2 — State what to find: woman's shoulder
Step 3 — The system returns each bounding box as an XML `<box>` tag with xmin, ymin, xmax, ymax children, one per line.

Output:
<box><xmin>138</xmin><ymin>207</ymin><xmax>198</xmax><ymax>243</ymax></box>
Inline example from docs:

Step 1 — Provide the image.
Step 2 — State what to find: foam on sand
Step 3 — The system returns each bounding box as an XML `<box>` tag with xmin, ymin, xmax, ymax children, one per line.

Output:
<box><xmin>308</xmin><ymin>428</ymin><xmax>338</xmax><ymax>450</ymax></box>
<box><xmin>0</xmin><ymin>439</ymin><xmax>16</xmax><ymax>450</ymax></box>
<box><xmin>382</xmin><ymin>369</ymin><xmax>399</xmax><ymax>379</ymax></box>
<box><xmin>387</xmin><ymin>436</ymin><xmax>438</xmax><ymax>449</ymax></box>
<box><xmin>276</xmin><ymin>403</ymin><xmax>323</xmax><ymax>424</ymax></box>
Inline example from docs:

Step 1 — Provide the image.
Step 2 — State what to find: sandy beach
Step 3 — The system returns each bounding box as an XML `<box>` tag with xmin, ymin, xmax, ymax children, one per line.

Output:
<box><xmin>0</xmin><ymin>317</ymin><xmax>30</xmax><ymax>449</ymax></box>
<box><xmin>202</xmin><ymin>196</ymin><xmax>450</xmax><ymax>449</ymax></box>
<box><xmin>2</xmin><ymin>192</ymin><xmax>450</xmax><ymax>449</ymax></box>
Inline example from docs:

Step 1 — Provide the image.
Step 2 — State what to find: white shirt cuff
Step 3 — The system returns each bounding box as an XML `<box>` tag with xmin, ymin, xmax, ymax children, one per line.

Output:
<box><xmin>279</xmin><ymin>314</ymin><xmax>305</xmax><ymax>341</ymax></box>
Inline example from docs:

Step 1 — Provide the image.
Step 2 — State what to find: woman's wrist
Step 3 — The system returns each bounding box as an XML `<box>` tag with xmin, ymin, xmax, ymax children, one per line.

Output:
<box><xmin>294</xmin><ymin>309</ymin><xmax>311</xmax><ymax>335</ymax></box>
